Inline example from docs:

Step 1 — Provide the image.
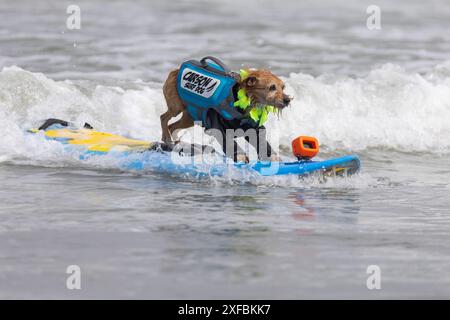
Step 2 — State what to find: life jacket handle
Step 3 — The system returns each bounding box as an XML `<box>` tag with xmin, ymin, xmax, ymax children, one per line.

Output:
<box><xmin>199</xmin><ymin>56</ymin><xmax>240</xmax><ymax>82</ymax></box>
<box><xmin>200</xmin><ymin>56</ymin><xmax>230</xmax><ymax>73</ymax></box>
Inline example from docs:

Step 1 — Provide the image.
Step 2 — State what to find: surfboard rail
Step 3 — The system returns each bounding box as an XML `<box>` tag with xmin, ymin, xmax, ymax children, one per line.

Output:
<box><xmin>28</xmin><ymin>120</ymin><xmax>361</xmax><ymax>178</ymax></box>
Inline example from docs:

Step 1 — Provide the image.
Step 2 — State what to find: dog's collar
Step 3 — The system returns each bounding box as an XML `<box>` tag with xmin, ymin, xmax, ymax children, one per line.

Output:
<box><xmin>233</xmin><ymin>87</ymin><xmax>275</xmax><ymax>126</ymax></box>
<box><xmin>234</xmin><ymin>88</ymin><xmax>251</xmax><ymax>110</ymax></box>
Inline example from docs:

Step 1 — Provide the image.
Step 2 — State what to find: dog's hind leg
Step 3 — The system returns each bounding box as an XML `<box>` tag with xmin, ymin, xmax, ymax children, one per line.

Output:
<box><xmin>160</xmin><ymin>110</ymin><xmax>176</xmax><ymax>143</ymax></box>
<box><xmin>168</xmin><ymin>111</ymin><xmax>194</xmax><ymax>142</ymax></box>
<box><xmin>161</xmin><ymin>69</ymin><xmax>185</xmax><ymax>143</ymax></box>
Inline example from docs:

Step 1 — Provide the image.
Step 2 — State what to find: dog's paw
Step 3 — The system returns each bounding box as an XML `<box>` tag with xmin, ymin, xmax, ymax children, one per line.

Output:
<box><xmin>270</xmin><ymin>154</ymin><xmax>281</xmax><ymax>162</ymax></box>
<box><xmin>236</xmin><ymin>154</ymin><xmax>249</xmax><ymax>163</ymax></box>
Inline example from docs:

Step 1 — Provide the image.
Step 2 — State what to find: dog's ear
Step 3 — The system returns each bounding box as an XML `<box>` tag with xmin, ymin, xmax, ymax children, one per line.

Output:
<box><xmin>246</xmin><ymin>76</ymin><xmax>257</xmax><ymax>87</ymax></box>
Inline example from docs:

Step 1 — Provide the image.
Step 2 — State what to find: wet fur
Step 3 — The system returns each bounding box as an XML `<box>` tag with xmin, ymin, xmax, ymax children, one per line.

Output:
<box><xmin>160</xmin><ymin>68</ymin><xmax>291</xmax><ymax>143</ymax></box>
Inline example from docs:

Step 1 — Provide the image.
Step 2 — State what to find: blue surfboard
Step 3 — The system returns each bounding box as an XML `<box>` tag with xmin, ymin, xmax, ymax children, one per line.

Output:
<box><xmin>28</xmin><ymin>120</ymin><xmax>360</xmax><ymax>178</ymax></box>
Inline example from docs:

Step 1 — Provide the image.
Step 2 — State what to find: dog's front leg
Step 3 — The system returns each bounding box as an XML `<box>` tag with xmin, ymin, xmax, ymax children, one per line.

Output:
<box><xmin>160</xmin><ymin>110</ymin><xmax>174</xmax><ymax>143</ymax></box>
<box><xmin>168</xmin><ymin>111</ymin><xmax>194</xmax><ymax>142</ymax></box>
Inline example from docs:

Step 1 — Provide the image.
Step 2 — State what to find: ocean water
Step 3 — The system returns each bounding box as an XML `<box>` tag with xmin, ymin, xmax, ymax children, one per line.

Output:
<box><xmin>1</xmin><ymin>0</ymin><xmax>450</xmax><ymax>299</ymax></box>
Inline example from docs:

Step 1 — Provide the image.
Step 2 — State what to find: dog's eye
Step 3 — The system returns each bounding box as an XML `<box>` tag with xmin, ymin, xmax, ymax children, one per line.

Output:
<box><xmin>269</xmin><ymin>84</ymin><xmax>276</xmax><ymax>91</ymax></box>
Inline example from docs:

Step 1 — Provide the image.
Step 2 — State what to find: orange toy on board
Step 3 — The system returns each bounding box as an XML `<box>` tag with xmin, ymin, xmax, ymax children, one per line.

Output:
<box><xmin>292</xmin><ymin>136</ymin><xmax>319</xmax><ymax>160</ymax></box>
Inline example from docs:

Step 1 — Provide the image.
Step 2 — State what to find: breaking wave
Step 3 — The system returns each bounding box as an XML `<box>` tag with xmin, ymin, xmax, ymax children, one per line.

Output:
<box><xmin>1</xmin><ymin>64</ymin><xmax>450</xmax><ymax>171</ymax></box>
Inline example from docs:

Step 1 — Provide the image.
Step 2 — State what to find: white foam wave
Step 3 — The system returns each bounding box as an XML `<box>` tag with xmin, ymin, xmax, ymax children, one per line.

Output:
<box><xmin>1</xmin><ymin>64</ymin><xmax>449</xmax><ymax>172</ymax></box>
<box><xmin>269</xmin><ymin>64</ymin><xmax>450</xmax><ymax>153</ymax></box>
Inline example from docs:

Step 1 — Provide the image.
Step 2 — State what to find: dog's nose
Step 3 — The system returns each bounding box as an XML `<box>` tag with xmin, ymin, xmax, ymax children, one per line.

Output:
<box><xmin>283</xmin><ymin>97</ymin><xmax>291</xmax><ymax>106</ymax></box>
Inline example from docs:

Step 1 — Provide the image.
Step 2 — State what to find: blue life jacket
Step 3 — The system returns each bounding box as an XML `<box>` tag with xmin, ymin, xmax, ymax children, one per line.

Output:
<box><xmin>176</xmin><ymin>56</ymin><xmax>245</xmax><ymax>126</ymax></box>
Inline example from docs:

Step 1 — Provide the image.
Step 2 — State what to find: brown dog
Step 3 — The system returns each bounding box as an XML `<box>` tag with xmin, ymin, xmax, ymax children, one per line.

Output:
<box><xmin>160</xmin><ymin>66</ymin><xmax>291</xmax><ymax>160</ymax></box>
<box><xmin>161</xmin><ymin>69</ymin><xmax>290</xmax><ymax>142</ymax></box>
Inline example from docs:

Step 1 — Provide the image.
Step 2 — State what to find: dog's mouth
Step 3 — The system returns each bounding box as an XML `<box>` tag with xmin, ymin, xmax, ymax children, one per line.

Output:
<box><xmin>272</xmin><ymin>100</ymin><xmax>291</xmax><ymax>109</ymax></box>
<box><xmin>274</xmin><ymin>103</ymin><xmax>287</xmax><ymax>109</ymax></box>
<box><xmin>254</xmin><ymin>96</ymin><xmax>292</xmax><ymax>109</ymax></box>
<box><xmin>255</xmin><ymin>102</ymin><xmax>284</xmax><ymax>110</ymax></box>
<box><xmin>271</xmin><ymin>95</ymin><xmax>292</xmax><ymax>109</ymax></box>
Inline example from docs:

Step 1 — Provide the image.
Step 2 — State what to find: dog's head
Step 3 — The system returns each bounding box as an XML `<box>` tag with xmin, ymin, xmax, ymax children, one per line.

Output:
<box><xmin>240</xmin><ymin>69</ymin><xmax>291</xmax><ymax>109</ymax></box>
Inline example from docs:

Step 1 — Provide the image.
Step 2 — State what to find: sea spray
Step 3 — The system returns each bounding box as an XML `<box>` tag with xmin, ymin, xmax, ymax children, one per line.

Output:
<box><xmin>1</xmin><ymin>64</ymin><xmax>450</xmax><ymax>184</ymax></box>
<box><xmin>269</xmin><ymin>64</ymin><xmax>450</xmax><ymax>153</ymax></box>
